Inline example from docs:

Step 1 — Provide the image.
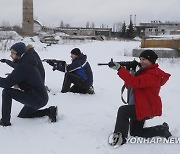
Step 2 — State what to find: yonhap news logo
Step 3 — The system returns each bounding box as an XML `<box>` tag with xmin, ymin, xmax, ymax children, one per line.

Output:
<box><xmin>126</xmin><ymin>137</ymin><xmax>180</xmax><ymax>144</ymax></box>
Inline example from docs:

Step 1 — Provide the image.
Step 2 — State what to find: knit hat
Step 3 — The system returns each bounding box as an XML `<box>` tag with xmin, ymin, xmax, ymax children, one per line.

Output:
<box><xmin>10</xmin><ymin>42</ymin><xmax>26</xmax><ymax>57</ymax></box>
<box><xmin>71</xmin><ymin>48</ymin><xmax>81</xmax><ymax>56</ymax></box>
<box><xmin>139</xmin><ymin>50</ymin><xmax>158</xmax><ymax>64</ymax></box>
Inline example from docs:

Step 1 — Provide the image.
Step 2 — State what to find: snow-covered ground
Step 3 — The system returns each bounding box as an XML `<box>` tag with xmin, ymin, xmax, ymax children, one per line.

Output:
<box><xmin>0</xmin><ymin>39</ymin><xmax>180</xmax><ymax>154</ymax></box>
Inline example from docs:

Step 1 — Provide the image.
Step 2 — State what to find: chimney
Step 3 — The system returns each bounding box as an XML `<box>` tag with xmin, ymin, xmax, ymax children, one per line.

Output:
<box><xmin>22</xmin><ymin>0</ymin><xmax>34</xmax><ymax>36</ymax></box>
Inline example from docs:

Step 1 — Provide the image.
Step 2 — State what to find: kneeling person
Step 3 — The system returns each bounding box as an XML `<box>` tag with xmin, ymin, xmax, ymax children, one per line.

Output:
<box><xmin>50</xmin><ymin>48</ymin><xmax>94</xmax><ymax>94</ymax></box>
<box><xmin>108</xmin><ymin>50</ymin><xmax>172</xmax><ymax>146</ymax></box>
<box><xmin>0</xmin><ymin>42</ymin><xmax>57</xmax><ymax>126</ymax></box>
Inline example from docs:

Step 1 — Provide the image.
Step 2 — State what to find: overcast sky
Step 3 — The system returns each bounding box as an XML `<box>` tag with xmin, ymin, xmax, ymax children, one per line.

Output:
<box><xmin>1</xmin><ymin>0</ymin><xmax>180</xmax><ymax>27</ymax></box>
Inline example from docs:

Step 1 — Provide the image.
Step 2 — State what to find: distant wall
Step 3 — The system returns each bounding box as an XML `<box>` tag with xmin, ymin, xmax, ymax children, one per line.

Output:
<box><xmin>170</xmin><ymin>31</ymin><xmax>180</xmax><ymax>35</ymax></box>
<box><xmin>141</xmin><ymin>39</ymin><xmax>180</xmax><ymax>49</ymax></box>
<box><xmin>133</xmin><ymin>49</ymin><xmax>180</xmax><ymax>58</ymax></box>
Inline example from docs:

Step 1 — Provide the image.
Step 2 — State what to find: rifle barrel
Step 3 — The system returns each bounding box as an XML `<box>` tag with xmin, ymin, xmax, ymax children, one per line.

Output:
<box><xmin>97</xmin><ymin>63</ymin><xmax>109</xmax><ymax>66</ymax></box>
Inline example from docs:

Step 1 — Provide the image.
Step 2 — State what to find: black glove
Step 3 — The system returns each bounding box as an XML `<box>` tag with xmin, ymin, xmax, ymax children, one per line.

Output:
<box><xmin>52</xmin><ymin>61</ymin><xmax>66</xmax><ymax>71</ymax></box>
<box><xmin>0</xmin><ymin>59</ymin><xmax>7</xmax><ymax>63</ymax></box>
<box><xmin>46</xmin><ymin>60</ymin><xmax>55</xmax><ymax>66</ymax></box>
<box><xmin>59</xmin><ymin>61</ymin><xmax>66</xmax><ymax>67</ymax></box>
<box><xmin>52</xmin><ymin>64</ymin><xmax>57</xmax><ymax>71</ymax></box>
<box><xmin>108</xmin><ymin>61</ymin><xmax>116</xmax><ymax>67</ymax></box>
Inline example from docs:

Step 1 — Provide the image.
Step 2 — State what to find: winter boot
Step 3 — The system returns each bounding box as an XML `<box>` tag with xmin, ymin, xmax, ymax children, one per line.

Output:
<box><xmin>108</xmin><ymin>132</ymin><xmax>126</xmax><ymax>148</ymax></box>
<box><xmin>87</xmin><ymin>86</ymin><xmax>95</xmax><ymax>94</ymax></box>
<box><xmin>48</xmin><ymin>106</ymin><xmax>58</xmax><ymax>123</ymax></box>
<box><xmin>0</xmin><ymin>119</ymin><xmax>11</xmax><ymax>127</ymax></box>
<box><xmin>161</xmin><ymin>122</ymin><xmax>172</xmax><ymax>139</ymax></box>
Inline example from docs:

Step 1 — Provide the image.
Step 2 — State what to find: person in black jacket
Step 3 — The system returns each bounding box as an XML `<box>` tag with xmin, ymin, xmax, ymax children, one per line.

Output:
<box><xmin>48</xmin><ymin>48</ymin><xmax>94</xmax><ymax>94</ymax></box>
<box><xmin>0</xmin><ymin>44</ymin><xmax>45</xmax><ymax>83</ymax></box>
<box><xmin>0</xmin><ymin>42</ymin><xmax>57</xmax><ymax>126</ymax></box>
<box><xmin>26</xmin><ymin>44</ymin><xmax>45</xmax><ymax>83</ymax></box>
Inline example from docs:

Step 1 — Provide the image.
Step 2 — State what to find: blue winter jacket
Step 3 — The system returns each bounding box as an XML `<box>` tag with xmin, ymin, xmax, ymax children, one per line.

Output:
<box><xmin>0</xmin><ymin>51</ymin><xmax>48</xmax><ymax>105</ymax></box>
<box><xmin>57</xmin><ymin>53</ymin><xmax>93</xmax><ymax>86</ymax></box>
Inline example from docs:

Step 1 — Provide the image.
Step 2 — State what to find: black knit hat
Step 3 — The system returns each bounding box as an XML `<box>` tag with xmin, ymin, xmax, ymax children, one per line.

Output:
<box><xmin>139</xmin><ymin>50</ymin><xmax>158</xmax><ymax>64</ymax></box>
<box><xmin>71</xmin><ymin>48</ymin><xmax>81</xmax><ymax>56</ymax></box>
<box><xmin>10</xmin><ymin>42</ymin><xmax>26</xmax><ymax>57</ymax></box>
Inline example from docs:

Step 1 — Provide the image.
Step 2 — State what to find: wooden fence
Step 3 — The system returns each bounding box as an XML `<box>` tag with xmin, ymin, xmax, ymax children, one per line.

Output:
<box><xmin>141</xmin><ymin>39</ymin><xmax>180</xmax><ymax>49</ymax></box>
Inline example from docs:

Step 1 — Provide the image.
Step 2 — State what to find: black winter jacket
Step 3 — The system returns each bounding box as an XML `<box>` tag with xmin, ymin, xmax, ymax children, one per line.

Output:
<box><xmin>0</xmin><ymin>52</ymin><xmax>48</xmax><ymax>103</ymax></box>
<box><xmin>27</xmin><ymin>48</ymin><xmax>45</xmax><ymax>83</ymax></box>
<box><xmin>4</xmin><ymin>48</ymin><xmax>45</xmax><ymax>83</ymax></box>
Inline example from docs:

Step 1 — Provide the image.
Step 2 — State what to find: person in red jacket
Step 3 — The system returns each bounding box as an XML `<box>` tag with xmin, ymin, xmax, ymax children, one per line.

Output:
<box><xmin>108</xmin><ymin>50</ymin><xmax>172</xmax><ymax>147</ymax></box>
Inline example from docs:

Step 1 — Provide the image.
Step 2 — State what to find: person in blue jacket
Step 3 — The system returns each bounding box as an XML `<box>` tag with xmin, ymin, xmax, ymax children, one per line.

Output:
<box><xmin>0</xmin><ymin>42</ymin><xmax>57</xmax><ymax>126</ymax></box>
<box><xmin>48</xmin><ymin>48</ymin><xmax>94</xmax><ymax>94</ymax></box>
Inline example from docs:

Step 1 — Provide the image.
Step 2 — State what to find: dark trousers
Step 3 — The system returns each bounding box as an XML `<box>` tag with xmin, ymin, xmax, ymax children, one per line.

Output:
<box><xmin>61</xmin><ymin>72</ymin><xmax>90</xmax><ymax>94</ymax></box>
<box><xmin>2</xmin><ymin>88</ymin><xmax>48</xmax><ymax>123</ymax></box>
<box><xmin>114</xmin><ymin>105</ymin><xmax>164</xmax><ymax>139</ymax></box>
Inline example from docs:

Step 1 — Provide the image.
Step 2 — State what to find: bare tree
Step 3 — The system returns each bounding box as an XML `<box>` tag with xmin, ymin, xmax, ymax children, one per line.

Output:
<box><xmin>1</xmin><ymin>20</ymin><xmax>10</xmax><ymax>27</ymax></box>
<box><xmin>100</xmin><ymin>24</ymin><xmax>105</xmax><ymax>28</ymax></box>
<box><xmin>91</xmin><ymin>22</ymin><xmax>95</xmax><ymax>28</ymax></box>
<box><xmin>60</xmin><ymin>20</ymin><xmax>64</xmax><ymax>28</ymax></box>
<box><xmin>13</xmin><ymin>25</ymin><xmax>23</xmax><ymax>35</ymax></box>
<box><xmin>86</xmin><ymin>21</ymin><xmax>90</xmax><ymax>28</ymax></box>
<box><xmin>113</xmin><ymin>22</ymin><xmax>123</xmax><ymax>32</ymax></box>
<box><xmin>65</xmin><ymin>23</ymin><xmax>70</xmax><ymax>28</ymax></box>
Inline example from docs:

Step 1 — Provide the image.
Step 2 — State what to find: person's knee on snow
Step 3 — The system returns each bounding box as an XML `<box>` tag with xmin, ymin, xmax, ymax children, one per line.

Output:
<box><xmin>18</xmin><ymin>105</ymin><xmax>58</xmax><ymax>123</ymax></box>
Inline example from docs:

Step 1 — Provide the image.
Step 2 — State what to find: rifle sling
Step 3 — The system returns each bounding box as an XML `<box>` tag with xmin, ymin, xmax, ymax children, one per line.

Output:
<box><xmin>121</xmin><ymin>84</ymin><xmax>130</xmax><ymax>104</ymax></box>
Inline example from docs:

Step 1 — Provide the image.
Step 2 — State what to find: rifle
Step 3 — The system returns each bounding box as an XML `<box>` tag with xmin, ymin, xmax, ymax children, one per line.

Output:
<box><xmin>42</xmin><ymin>59</ymin><xmax>66</xmax><ymax>71</ymax></box>
<box><xmin>98</xmin><ymin>58</ymin><xmax>140</xmax><ymax>72</ymax></box>
<box><xmin>98</xmin><ymin>58</ymin><xmax>141</xmax><ymax>105</ymax></box>
<box><xmin>42</xmin><ymin>59</ymin><xmax>66</xmax><ymax>65</ymax></box>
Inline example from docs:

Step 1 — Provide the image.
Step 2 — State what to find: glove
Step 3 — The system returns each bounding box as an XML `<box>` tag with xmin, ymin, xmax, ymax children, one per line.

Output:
<box><xmin>108</xmin><ymin>62</ymin><xmax>121</xmax><ymax>70</ymax></box>
<box><xmin>0</xmin><ymin>59</ymin><xmax>7</xmax><ymax>63</ymax></box>
<box><xmin>46</xmin><ymin>60</ymin><xmax>55</xmax><ymax>66</ymax></box>
<box><xmin>53</xmin><ymin>61</ymin><xmax>66</xmax><ymax>71</ymax></box>
<box><xmin>52</xmin><ymin>64</ymin><xmax>57</xmax><ymax>71</ymax></box>
<box><xmin>59</xmin><ymin>61</ymin><xmax>66</xmax><ymax>67</ymax></box>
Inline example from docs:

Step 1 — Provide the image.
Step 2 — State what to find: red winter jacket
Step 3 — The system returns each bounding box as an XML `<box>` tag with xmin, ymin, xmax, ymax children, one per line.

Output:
<box><xmin>117</xmin><ymin>64</ymin><xmax>171</xmax><ymax>120</ymax></box>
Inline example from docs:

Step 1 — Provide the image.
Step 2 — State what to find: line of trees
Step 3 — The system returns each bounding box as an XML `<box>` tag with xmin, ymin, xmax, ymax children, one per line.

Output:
<box><xmin>120</xmin><ymin>19</ymin><xmax>136</xmax><ymax>39</ymax></box>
